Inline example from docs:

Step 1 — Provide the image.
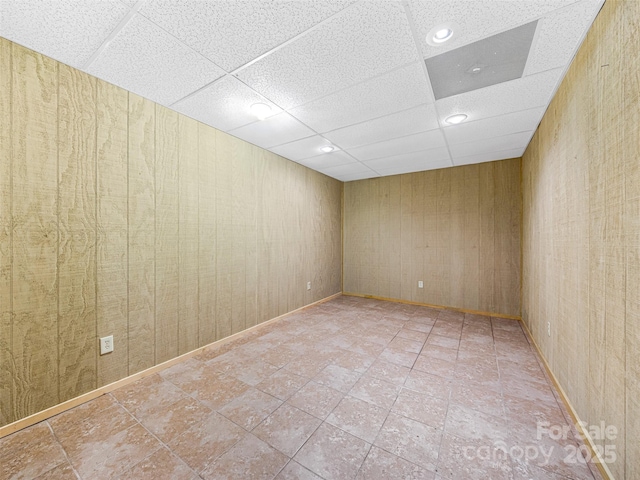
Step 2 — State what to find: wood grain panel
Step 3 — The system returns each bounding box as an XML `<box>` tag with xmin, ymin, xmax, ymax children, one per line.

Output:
<box><xmin>1</xmin><ymin>40</ymin><xmax>342</xmax><ymax>429</ymax></box>
<box><xmin>177</xmin><ymin>115</ymin><xmax>199</xmax><ymax>355</ymax></box>
<box><xmin>155</xmin><ymin>105</ymin><xmax>179</xmax><ymax>363</ymax></box>
<box><xmin>57</xmin><ymin>64</ymin><xmax>97</xmax><ymax>400</ymax></box>
<box><xmin>0</xmin><ymin>37</ymin><xmax>13</xmax><ymax>426</ymax></box>
<box><xmin>128</xmin><ymin>93</ymin><xmax>155</xmax><ymax>374</ymax></box>
<box><xmin>623</xmin><ymin>1</ymin><xmax>640</xmax><ymax>477</ymax></box>
<box><xmin>96</xmin><ymin>80</ymin><xmax>128</xmax><ymax>386</ymax></box>
<box><xmin>343</xmin><ymin>159</ymin><xmax>521</xmax><ymax>316</ymax></box>
<box><xmin>522</xmin><ymin>1</ymin><xmax>634</xmax><ymax>476</ymax></box>
<box><xmin>214</xmin><ymin>130</ymin><xmax>232</xmax><ymax>339</ymax></box>
<box><xmin>199</xmin><ymin>123</ymin><xmax>217</xmax><ymax>345</ymax></box>
<box><xmin>11</xmin><ymin>43</ymin><xmax>59</xmax><ymax>418</ymax></box>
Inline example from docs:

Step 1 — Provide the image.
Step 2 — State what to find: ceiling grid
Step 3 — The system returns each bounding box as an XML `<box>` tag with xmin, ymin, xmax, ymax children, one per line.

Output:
<box><xmin>0</xmin><ymin>0</ymin><xmax>604</xmax><ymax>181</ymax></box>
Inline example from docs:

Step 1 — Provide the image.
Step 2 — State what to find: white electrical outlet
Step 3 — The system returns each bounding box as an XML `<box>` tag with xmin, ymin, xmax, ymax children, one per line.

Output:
<box><xmin>418</xmin><ymin>280</ymin><xmax>424</xmax><ymax>288</ymax></box>
<box><xmin>547</xmin><ymin>322</ymin><xmax>551</xmax><ymax>337</ymax></box>
<box><xmin>100</xmin><ymin>335</ymin><xmax>114</xmax><ymax>355</ymax></box>
<box><xmin>307</xmin><ymin>281</ymin><xmax>311</xmax><ymax>291</ymax></box>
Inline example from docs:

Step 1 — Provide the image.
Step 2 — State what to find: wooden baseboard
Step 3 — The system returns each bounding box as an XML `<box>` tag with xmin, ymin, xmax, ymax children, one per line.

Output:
<box><xmin>519</xmin><ymin>320</ymin><xmax>614</xmax><ymax>480</ymax></box>
<box><xmin>341</xmin><ymin>292</ymin><xmax>521</xmax><ymax>321</ymax></box>
<box><xmin>0</xmin><ymin>292</ymin><xmax>342</xmax><ymax>440</ymax></box>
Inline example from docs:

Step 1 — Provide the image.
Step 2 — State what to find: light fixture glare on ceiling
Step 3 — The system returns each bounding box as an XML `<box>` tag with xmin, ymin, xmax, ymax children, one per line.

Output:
<box><xmin>320</xmin><ymin>145</ymin><xmax>335</xmax><ymax>153</ymax></box>
<box><xmin>250</xmin><ymin>102</ymin><xmax>272</xmax><ymax>120</ymax></box>
<box><xmin>445</xmin><ymin>114</ymin><xmax>468</xmax><ymax>125</ymax></box>
<box><xmin>426</xmin><ymin>24</ymin><xmax>456</xmax><ymax>46</ymax></box>
<box><xmin>433</xmin><ymin>28</ymin><xmax>452</xmax><ymax>43</ymax></box>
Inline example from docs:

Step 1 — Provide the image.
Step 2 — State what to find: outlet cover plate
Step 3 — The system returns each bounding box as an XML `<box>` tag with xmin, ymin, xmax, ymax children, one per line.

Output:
<box><xmin>100</xmin><ymin>335</ymin><xmax>114</xmax><ymax>355</ymax></box>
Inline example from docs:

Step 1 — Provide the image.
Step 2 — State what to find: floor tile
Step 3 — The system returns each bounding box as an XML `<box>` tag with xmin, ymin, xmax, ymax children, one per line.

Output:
<box><xmin>218</xmin><ymin>388</ymin><xmax>282</xmax><ymax>430</ymax></box>
<box><xmin>256</xmin><ymin>369</ymin><xmax>309</xmax><ymax>400</ymax></box>
<box><xmin>67</xmin><ymin>423</ymin><xmax>162</xmax><ymax>479</ymax></box>
<box><xmin>314</xmin><ymin>364</ymin><xmax>361</xmax><ymax>393</ymax></box>
<box><xmin>435</xmin><ymin>432</ymin><xmax>513</xmax><ymax>480</ymax></box>
<box><xmin>420</xmin><ymin>344</ymin><xmax>459</xmax><ymax>363</ymax></box>
<box><xmin>374</xmin><ymin>412</ymin><xmax>442</xmax><ymax>472</ymax></box>
<box><xmin>168</xmin><ymin>413</ymin><xmax>245</xmax><ymax>473</ymax></box>
<box><xmin>450</xmin><ymin>382</ymin><xmax>505</xmax><ymax>419</ymax></box>
<box><xmin>445</xmin><ymin>404</ymin><xmax>508</xmax><ymax>443</ymax></box>
<box><xmin>136</xmin><ymin>395</ymin><xmax>211</xmax><ymax>444</ymax></box>
<box><xmin>0</xmin><ymin>423</ymin><xmax>67</xmax><ymax>480</ymax></box>
<box><xmin>396</xmin><ymin>328</ymin><xmax>429</xmax><ymax>343</ymax></box>
<box><xmin>404</xmin><ymin>369</ymin><xmax>452</xmax><ymax>400</ymax></box>
<box><xmin>392</xmin><ymin>388</ymin><xmax>448</xmax><ymax>429</ymax></box>
<box><xmin>332</xmin><ymin>351</ymin><xmax>376</xmax><ymax>374</ymax></box>
<box><xmin>232</xmin><ymin>360</ymin><xmax>281</xmax><ymax>386</ymax></box>
<box><xmin>192</xmin><ymin>375</ymin><xmax>251</xmax><ymax>411</ymax></box>
<box><xmin>276</xmin><ymin>460</ymin><xmax>323</xmax><ymax>479</ymax></box>
<box><xmin>348</xmin><ymin>374</ymin><xmax>401</xmax><ymax>410</ymax></box>
<box><xmin>201</xmin><ymin>434</ymin><xmax>288</xmax><ymax>480</ymax></box>
<box><xmin>326</xmin><ymin>396</ymin><xmax>389</xmax><ymax>443</ymax></box>
<box><xmin>413</xmin><ymin>355</ymin><xmax>457</xmax><ymax>379</ymax></box>
<box><xmin>379</xmin><ymin>348</ymin><xmax>418</xmax><ymax>368</ymax></box>
<box><xmin>366</xmin><ymin>359</ymin><xmax>411</xmax><ymax>386</ymax></box>
<box><xmin>288</xmin><ymin>381</ymin><xmax>344</xmax><ymax>419</ymax></box>
<box><xmin>253</xmin><ymin>404</ymin><xmax>322</xmax><ymax>457</ymax></box>
<box><xmin>425</xmin><ymin>334</ymin><xmax>460</xmax><ymax>350</ymax></box>
<box><xmin>34</xmin><ymin>461</ymin><xmax>78</xmax><ymax>479</ymax></box>
<box><xmin>356</xmin><ymin>446</ymin><xmax>435</xmax><ymax>480</ymax></box>
<box><xmin>112</xmin><ymin>373</ymin><xmax>187</xmax><ymax>418</ymax></box>
<box><xmin>123</xmin><ymin>447</ymin><xmax>196</xmax><ymax>480</ymax></box>
<box><xmin>294</xmin><ymin>423</ymin><xmax>371</xmax><ymax>480</ymax></box>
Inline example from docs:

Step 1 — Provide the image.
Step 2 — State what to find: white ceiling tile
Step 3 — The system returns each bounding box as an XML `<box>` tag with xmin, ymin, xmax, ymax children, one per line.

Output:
<box><xmin>436</xmin><ymin>68</ymin><xmax>562</xmax><ymax>125</ymax></box>
<box><xmin>364</xmin><ymin>147</ymin><xmax>451</xmax><ymax>172</ymax></box>
<box><xmin>0</xmin><ymin>0</ymin><xmax>129</xmax><ymax>68</ymax></box>
<box><xmin>289</xmin><ymin>62</ymin><xmax>431</xmax><ymax>133</ymax></box>
<box><xmin>139</xmin><ymin>0</ymin><xmax>356</xmax><ymax>72</ymax></box>
<box><xmin>407</xmin><ymin>0</ymin><xmax>578</xmax><ymax>59</ymax></box>
<box><xmin>270</xmin><ymin>135</ymin><xmax>336</xmax><ymax>161</ymax></box>
<box><xmin>319</xmin><ymin>162</ymin><xmax>376</xmax><ymax>177</ymax></box>
<box><xmin>322</xmin><ymin>104</ymin><xmax>439</xmax><ymax>149</ymax></box>
<box><xmin>444</xmin><ymin>107</ymin><xmax>545</xmax><ymax>145</ymax></box>
<box><xmin>348</xmin><ymin>130</ymin><xmax>446</xmax><ymax>162</ymax></box>
<box><xmin>449</xmin><ymin>131</ymin><xmax>533</xmax><ymax>158</ymax></box>
<box><xmin>236</xmin><ymin>1</ymin><xmax>419</xmax><ymax>109</ymax></box>
<box><xmin>87</xmin><ymin>14</ymin><xmax>225</xmax><ymax>105</ymax></box>
<box><xmin>452</xmin><ymin>147</ymin><xmax>524</xmax><ymax>166</ymax></box>
<box><xmin>228</xmin><ymin>112</ymin><xmax>315</xmax><ymax>149</ymax></box>
<box><xmin>296</xmin><ymin>151</ymin><xmax>356</xmax><ymax>170</ymax></box>
<box><xmin>340</xmin><ymin>171</ymin><xmax>381</xmax><ymax>182</ymax></box>
<box><xmin>173</xmin><ymin>76</ymin><xmax>282</xmax><ymax>132</ymax></box>
<box><xmin>525</xmin><ymin>0</ymin><xmax>604</xmax><ymax>75</ymax></box>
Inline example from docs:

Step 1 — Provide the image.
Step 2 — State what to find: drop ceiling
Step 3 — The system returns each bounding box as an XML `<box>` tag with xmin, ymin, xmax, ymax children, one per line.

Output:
<box><xmin>0</xmin><ymin>0</ymin><xmax>603</xmax><ymax>182</ymax></box>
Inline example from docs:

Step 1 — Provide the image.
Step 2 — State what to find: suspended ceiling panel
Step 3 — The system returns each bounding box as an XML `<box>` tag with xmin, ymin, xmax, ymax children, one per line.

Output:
<box><xmin>0</xmin><ymin>0</ymin><xmax>604</xmax><ymax>182</ymax></box>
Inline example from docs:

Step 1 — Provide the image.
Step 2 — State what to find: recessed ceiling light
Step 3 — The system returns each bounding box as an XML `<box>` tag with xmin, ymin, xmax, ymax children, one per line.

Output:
<box><xmin>320</xmin><ymin>145</ymin><xmax>335</xmax><ymax>153</ymax></box>
<box><xmin>445</xmin><ymin>114</ymin><xmax>467</xmax><ymax>125</ymax></box>
<box><xmin>433</xmin><ymin>28</ymin><xmax>453</xmax><ymax>43</ymax></box>
<box><xmin>426</xmin><ymin>24</ymin><xmax>456</xmax><ymax>46</ymax></box>
<box><xmin>250</xmin><ymin>103</ymin><xmax>272</xmax><ymax>120</ymax></box>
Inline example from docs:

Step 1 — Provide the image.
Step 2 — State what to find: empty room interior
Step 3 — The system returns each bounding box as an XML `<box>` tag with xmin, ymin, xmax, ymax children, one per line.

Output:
<box><xmin>0</xmin><ymin>0</ymin><xmax>638</xmax><ymax>479</ymax></box>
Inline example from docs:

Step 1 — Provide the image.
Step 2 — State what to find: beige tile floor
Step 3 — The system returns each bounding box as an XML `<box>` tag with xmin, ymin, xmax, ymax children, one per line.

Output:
<box><xmin>0</xmin><ymin>296</ymin><xmax>604</xmax><ymax>480</ymax></box>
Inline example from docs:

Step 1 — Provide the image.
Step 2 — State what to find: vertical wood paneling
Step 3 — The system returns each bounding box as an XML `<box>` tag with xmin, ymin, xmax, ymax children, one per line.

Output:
<box><xmin>177</xmin><ymin>115</ymin><xmax>199</xmax><ymax>355</ymax></box>
<box><xmin>11</xmin><ymin>43</ymin><xmax>59</xmax><ymax>418</ymax></box>
<box><xmin>155</xmin><ymin>105</ymin><xmax>179</xmax><ymax>363</ymax></box>
<box><xmin>623</xmin><ymin>1</ymin><xmax>640</xmax><ymax>477</ymax></box>
<box><xmin>57</xmin><ymin>64</ymin><xmax>97</xmax><ymax>400</ymax></box>
<box><xmin>1</xmin><ymin>40</ymin><xmax>343</xmax><ymax>428</ymax></box>
<box><xmin>214</xmin><ymin>130</ymin><xmax>232</xmax><ymax>339</ymax></box>
<box><xmin>343</xmin><ymin>159</ymin><xmax>521</xmax><ymax>316</ymax></box>
<box><xmin>198</xmin><ymin>123</ymin><xmax>216</xmax><ymax>345</ymax></box>
<box><xmin>96</xmin><ymin>80</ymin><xmax>128</xmax><ymax>386</ymax></box>
<box><xmin>522</xmin><ymin>1</ymin><xmax>635</xmax><ymax>476</ymax></box>
<box><xmin>463</xmin><ymin>164</ymin><xmax>480</xmax><ymax>310</ymax></box>
<box><xmin>128</xmin><ymin>93</ymin><xmax>155</xmax><ymax>374</ymax></box>
<box><xmin>0</xmin><ymin>38</ymin><xmax>13</xmax><ymax>426</ymax></box>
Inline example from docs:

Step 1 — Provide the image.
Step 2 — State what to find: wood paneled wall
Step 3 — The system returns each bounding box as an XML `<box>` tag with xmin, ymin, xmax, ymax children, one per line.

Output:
<box><xmin>0</xmin><ymin>38</ymin><xmax>342</xmax><ymax>428</ymax></box>
<box><xmin>343</xmin><ymin>159</ymin><xmax>521</xmax><ymax>317</ymax></box>
<box><xmin>522</xmin><ymin>1</ymin><xmax>639</xmax><ymax>477</ymax></box>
